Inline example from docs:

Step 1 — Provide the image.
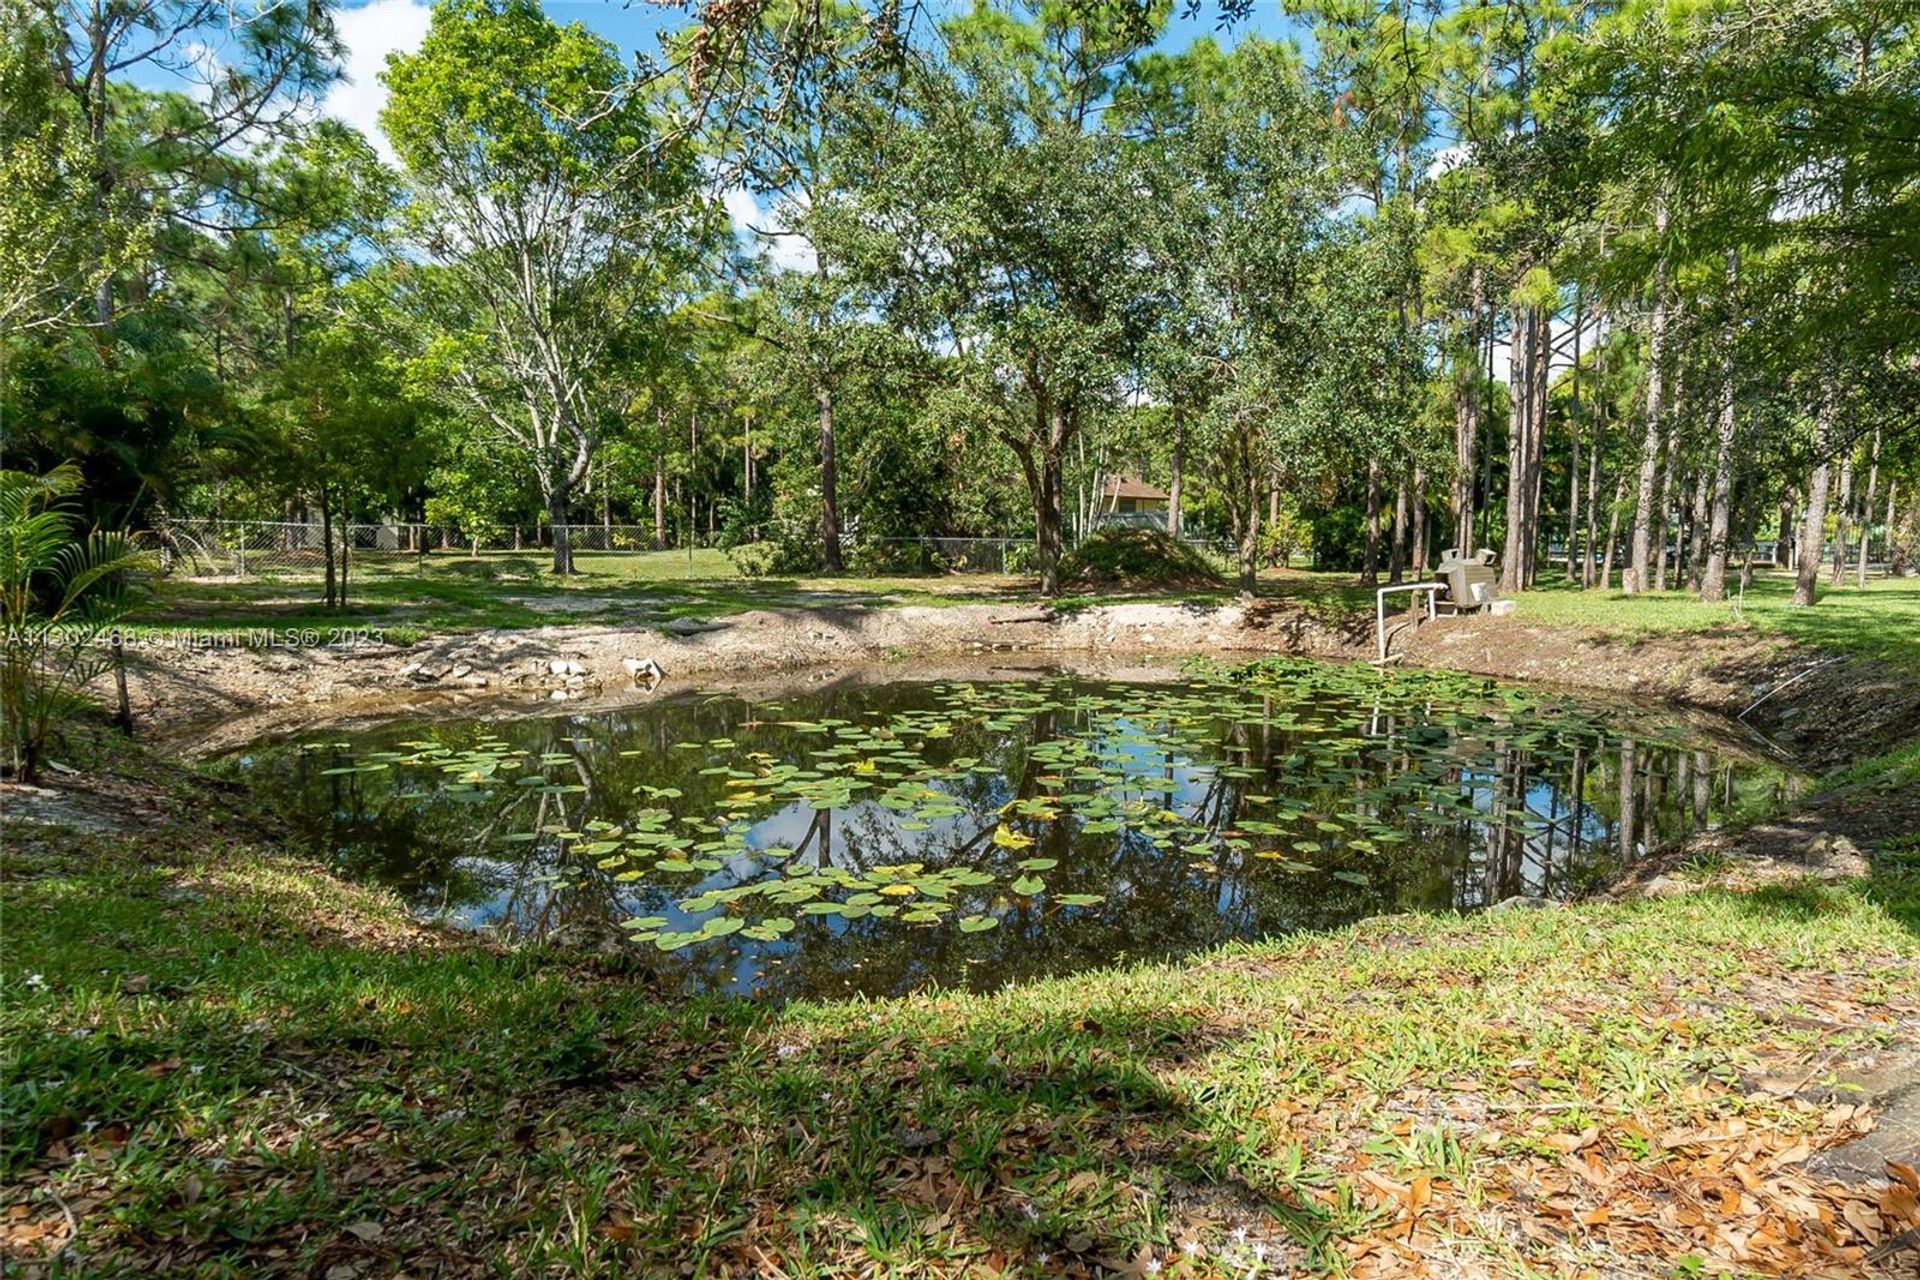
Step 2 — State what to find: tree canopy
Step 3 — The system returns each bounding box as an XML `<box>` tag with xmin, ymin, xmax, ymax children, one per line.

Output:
<box><xmin>3</xmin><ymin>0</ymin><xmax>1915</xmax><ymax>600</ymax></box>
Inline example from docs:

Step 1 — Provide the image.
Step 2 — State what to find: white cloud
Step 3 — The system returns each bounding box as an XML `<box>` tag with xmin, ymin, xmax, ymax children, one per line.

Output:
<box><xmin>321</xmin><ymin>0</ymin><xmax>434</xmax><ymax>164</ymax></box>
<box><xmin>723</xmin><ymin>186</ymin><xmax>818</xmax><ymax>273</ymax></box>
<box><xmin>1425</xmin><ymin>144</ymin><xmax>1468</xmax><ymax>181</ymax></box>
<box><xmin>722</xmin><ymin>186</ymin><xmax>761</xmax><ymax>232</ymax></box>
<box><xmin>183</xmin><ymin>41</ymin><xmax>222</xmax><ymax>104</ymax></box>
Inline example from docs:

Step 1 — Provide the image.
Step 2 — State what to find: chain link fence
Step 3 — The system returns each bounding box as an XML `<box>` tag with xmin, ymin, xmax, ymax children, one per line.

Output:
<box><xmin>151</xmin><ymin>520</ymin><xmax>1254</xmax><ymax>581</ymax></box>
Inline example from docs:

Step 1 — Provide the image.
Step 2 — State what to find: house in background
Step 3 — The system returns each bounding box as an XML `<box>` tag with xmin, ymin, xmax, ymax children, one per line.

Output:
<box><xmin>1096</xmin><ymin>474</ymin><xmax>1171</xmax><ymax>528</ymax></box>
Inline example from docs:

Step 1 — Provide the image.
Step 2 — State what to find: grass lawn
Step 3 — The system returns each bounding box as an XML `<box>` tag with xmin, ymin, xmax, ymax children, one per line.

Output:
<box><xmin>1514</xmin><ymin>572</ymin><xmax>1920</xmax><ymax>669</ymax></box>
<box><xmin>4</xmin><ymin>782</ymin><xmax>1917</xmax><ymax>1277</ymax></box>
<box><xmin>129</xmin><ymin>546</ymin><xmax>1920</xmax><ymax>676</ymax></box>
<box><xmin>128</xmin><ymin>549</ymin><xmax>1039</xmax><ymax>639</ymax></box>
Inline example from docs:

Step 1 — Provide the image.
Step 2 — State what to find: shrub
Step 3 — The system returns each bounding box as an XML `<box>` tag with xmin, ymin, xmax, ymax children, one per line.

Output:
<box><xmin>727</xmin><ymin>535</ymin><xmax>816</xmax><ymax>578</ymax></box>
<box><xmin>1</xmin><ymin>465</ymin><xmax>149</xmax><ymax>781</ymax></box>
<box><xmin>727</xmin><ymin>541</ymin><xmax>779</xmax><ymax>578</ymax></box>
<box><xmin>1002</xmin><ymin>541</ymin><xmax>1038</xmax><ymax>575</ymax></box>
<box><xmin>1057</xmin><ymin>527</ymin><xmax>1222</xmax><ymax>589</ymax></box>
<box><xmin>1257</xmin><ymin>505</ymin><xmax>1313</xmax><ymax>568</ymax></box>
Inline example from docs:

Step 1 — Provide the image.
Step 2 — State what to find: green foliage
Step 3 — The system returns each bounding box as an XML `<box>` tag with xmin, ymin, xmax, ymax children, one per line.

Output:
<box><xmin>1057</xmin><ymin>527</ymin><xmax>1221</xmax><ymax>589</ymax></box>
<box><xmin>724</xmin><ymin>540</ymin><xmax>782</xmax><ymax>578</ymax></box>
<box><xmin>0</xmin><ymin>465</ymin><xmax>148</xmax><ymax>781</ymax></box>
<box><xmin>0</xmin><ymin>2</ymin><xmax>145</xmax><ymax>333</ymax></box>
<box><xmin>382</xmin><ymin>0</ymin><xmax>718</xmax><ymax>571</ymax></box>
<box><xmin>1256</xmin><ymin>501</ymin><xmax>1313</xmax><ymax>568</ymax></box>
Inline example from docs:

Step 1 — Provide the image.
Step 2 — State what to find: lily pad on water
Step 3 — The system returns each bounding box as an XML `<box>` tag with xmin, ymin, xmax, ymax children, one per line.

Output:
<box><xmin>267</xmin><ymin>663</ymin><xmax>1789</xmax><ymax>984</ymax></box>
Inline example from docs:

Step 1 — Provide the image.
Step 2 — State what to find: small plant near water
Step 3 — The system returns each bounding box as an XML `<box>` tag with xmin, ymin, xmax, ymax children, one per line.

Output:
<box><xmin>0</xmin><ymin>464</ymin><xmax>148</xmax><ymax>781</ymax></box>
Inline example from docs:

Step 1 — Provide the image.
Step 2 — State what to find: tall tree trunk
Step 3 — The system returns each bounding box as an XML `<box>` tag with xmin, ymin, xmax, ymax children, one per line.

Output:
<box><xmin>1525</xmin><ymin>305</ymin><xmax>1549</xmax><ymax>586</ymax></box>
<box><xmin>1653</xmin><ymin>385</ymin><xmax>1681</xmax><ymax>591</ymax></box>
<box><xmin>1583</xmin><ymin>418</ymin><xmax>1601</xmax><ymax>589</ymax></box>
<box><xmin>1775</xmin><ymin>490</ymin><xmax>1794</xmax><ymax>567</ymax></box>
<box><xmin>651</xmin><ymin>405</ymin><xmax>667</xmax><ymax>550</ymax></box>
<box><xmin>1828</xmin><ymin>443</ymin><xmax>1854</xmax><ymax>587</ymax></box>
<box><xmin>1565</xmin><ymin>295</ymin><xmax>1584</xmax><ymax>583</ymax></box>
<box><xmin>1035</xmin><ymin>406</ymin><xmax>1070</xmax><ymax>595</ymax></box>
<box><xmin>599</xmin><ymin>455</ymin><xmax>612</xmax><ymax>546</ymax></box>
<box><xmin>1792</xmin><ymin>376</ymin><xmax>1837</xmax><ymax>607</ymax></box>
<box><xmin>547</xmin><ymin>483</ymin><xmax>574</xmax><ymax>575</ymax></box>
<box><xmin>1478</xmin><ymin>305</ymin><xmax>1497</xmax><ymax>551</ymax></box>
<box><xmin>1600</xmin><ymin>474</ymin><xmax>1625</xmax><ymax>590</ymax></box>
<box><xmin>1234</xmin><ymin>461</ymin><xmax>1261</xmax><ymax>597</ymax></box>
<box><xmin>817</xmin><ymin>387</ymin><xmax>843</xmax><ymax>573</ymax></box>
<box><xmin>1362</xmin><ymin>456</ymin><xmax>1382</xmax><ymax>587</ymax></box>
<box><xmin>1453</xmin><ymin>266</ymin><xmax>1484</xmax><ymax>555</ymax></box>
<box><xmin>687</xmin><ymin>410</ymin><xmax>700</xmax><ymax>558</ymax></box>
<box><xmin>1389</xmin><ymin>475</ymin><xmax>1407</xmax><ymax>585</ymax></box>
<box><xmin>1886</xmin><ymin>481</ymin><xmax>1908</xmax><ymax>575</ymax></box>
<box><xmin>1855</xmin><ymin>427</ymin><xmax>1881</xmax><ymax>587</ymax></box>
<box><xmin>1701</xmin><ymin>248</ymin><xmax>1738</xmax><ymax>603</ymax></box>
<box><xmin>1686</xmin><ymin>466</ymin><xmax>1710</xmax><ymax>593</ymax></box>
<box><xmin>319</xmin><ymin>487</ymin><xmax>337</xmax><ymax>610</ymax></box>
<box><xmin>653</xmin><ymin>455</ymin><xmax>666</xmax><ymax>551</ymax></box>
<box><xmin>1168</xmin><ymin>401</ymin><xmax>1185</xmax><ymax>537</ymax></box>
<box><xmin>1500</xmin><ymin>305</ymin><xmax>1526</xmax><ymax>591</ymax></box>
<box><xmin>1410</xmin><ymin>465</ymin><xmax>1427</xmax><ymax>577</ymax></box>
<box><xmin>1628</xmin><ymin>204</ymin><xmax>1670</xmax><ymax>594</ymax></box>
<box><xmin>1452</xmin><ymin>355</ymin><xmax>1479</xmax><ymax>556</ymax></box>
<box><xmin>1500</xmin><ymin>305</ymin><xmax>1541</xmax><ymax>593</ymax></box>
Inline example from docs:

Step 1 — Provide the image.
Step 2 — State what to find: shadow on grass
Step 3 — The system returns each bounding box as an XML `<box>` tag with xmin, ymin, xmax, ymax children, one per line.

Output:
<box><xmin>1</xmin><ymin>836</ymin><xmax>1332</xmax><ymax>1277</ymax></box>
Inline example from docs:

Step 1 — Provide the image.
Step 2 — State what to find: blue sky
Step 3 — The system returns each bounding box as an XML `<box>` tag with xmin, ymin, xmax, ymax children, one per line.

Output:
<box><xmin>127</xmin><ymin>1</ymin><xmax>1305</xmax><ymax>183</ymax></box>
<box><xmin>286</xmin><ymin>0</ymin><xmax>1305</xmax><ymax>265</ymax></box>
<box><xmin>304</xmin><ymin>0</ymin><xmax>1304</xmax><ymax>162</ymax></box>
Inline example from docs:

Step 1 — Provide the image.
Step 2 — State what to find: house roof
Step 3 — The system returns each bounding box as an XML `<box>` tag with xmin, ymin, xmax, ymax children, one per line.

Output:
<box><xmin>1100</xmin><ymin>473</ymin><xmax>1169</xmax><ymax>501</ymax></box>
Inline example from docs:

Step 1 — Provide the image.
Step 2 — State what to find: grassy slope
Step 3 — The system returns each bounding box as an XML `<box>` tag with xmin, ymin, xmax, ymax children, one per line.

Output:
<box><xmin>5</xmin><ymin>810</ymin><xmax>1917</xmax><ymax>1277</ymax></box>
<box><xmin>1514</xmin><ymin>574</ymin><xmax>1920</xmax><ymax>668</ymax></box>
<box><xmin>134</xmin><ymin>553</ymin><xmax>1920</xmax><ymax>672</ymax></box>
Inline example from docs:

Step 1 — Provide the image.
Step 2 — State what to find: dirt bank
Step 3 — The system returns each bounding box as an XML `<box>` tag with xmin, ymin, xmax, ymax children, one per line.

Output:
<box><xmin>121</xmin><ymin>598</ymin><xmax>1919</xmax><ymax>768</ymax></box>
<box><xmin>1398</xmin><ymin>615</ymin><xmax>1920</xmax><ymax>769</ymax></box>
<box><xmin>128</xmin><ymin>600</ymin><xmax>1360</xmax><ymax>750</ymax></box>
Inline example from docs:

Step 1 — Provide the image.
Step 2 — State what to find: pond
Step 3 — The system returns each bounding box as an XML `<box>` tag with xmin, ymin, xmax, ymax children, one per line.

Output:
<box><xmin>230</xmin><ymin>659</ymin><xmax>1799</xmax><ymax>1000</ymax></box>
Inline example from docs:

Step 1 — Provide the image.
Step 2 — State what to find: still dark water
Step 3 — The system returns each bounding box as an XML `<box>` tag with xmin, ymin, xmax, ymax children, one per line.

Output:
<box><xmin>230</xmin><ymin>662</ymin><xmax>1796</xmax><ymax>1000</ymax></box>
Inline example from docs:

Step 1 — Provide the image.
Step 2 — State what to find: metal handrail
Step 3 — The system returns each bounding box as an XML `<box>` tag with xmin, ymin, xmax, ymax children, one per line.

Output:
<box><xmin>1375</xmin><ymin>582</ymin><xmax>1446</xmax><ymax>662</ymax></box>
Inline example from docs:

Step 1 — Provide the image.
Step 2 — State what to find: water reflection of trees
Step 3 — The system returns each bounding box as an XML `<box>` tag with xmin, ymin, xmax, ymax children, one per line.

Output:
<box><xmin>264</xmin><ymin>679</ymin><xmax>1794</xmax><ymax>1000</ymax></box>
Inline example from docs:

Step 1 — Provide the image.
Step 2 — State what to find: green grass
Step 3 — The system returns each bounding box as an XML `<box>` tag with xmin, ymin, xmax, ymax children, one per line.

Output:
<box><xmin>1514</xmin><ymin>570</ymin><xmax>1920</xmax><ymax>668</ymax></box>
<box><xmin>5</xmin><ymin>787</ymin><xmax>1916</xmax><ymax>1276</ymax></box>
<box><xmin>130</xmin><ymin>549</ymin><xmax>1034</xmax><ymax>637</ymax></box>
<box><xmin>130</xmin><ymin>549</ymin><xmax>1920</xmax><ymax>676</ymax></box>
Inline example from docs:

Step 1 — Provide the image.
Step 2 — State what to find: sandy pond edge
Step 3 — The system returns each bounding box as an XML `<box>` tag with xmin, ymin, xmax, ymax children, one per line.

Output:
<box><xmin>120</xmin><ymin>598</ymin><xmax>1920</xmax><ymax>769</ymax></box>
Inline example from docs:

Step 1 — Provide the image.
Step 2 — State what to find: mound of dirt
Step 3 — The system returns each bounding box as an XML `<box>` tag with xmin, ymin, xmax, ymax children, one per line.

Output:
<box><xmin>1057</xmin><ymin>528</ymin><xmax>1222</xmax><ymax>589</ymax></box>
